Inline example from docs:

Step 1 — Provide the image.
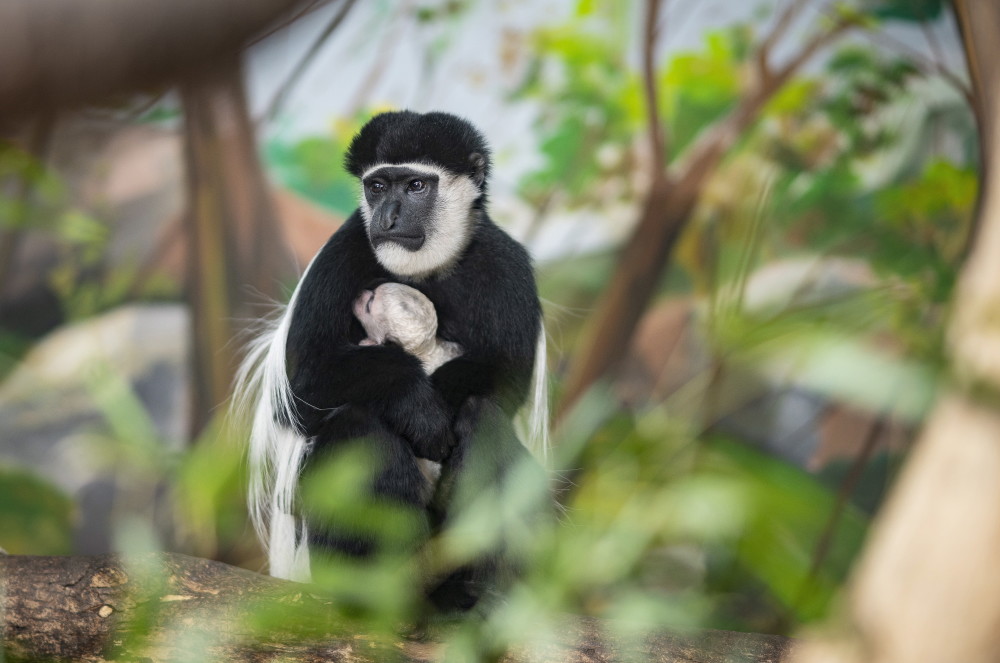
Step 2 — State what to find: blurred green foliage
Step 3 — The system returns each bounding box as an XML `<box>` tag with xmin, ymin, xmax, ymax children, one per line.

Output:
<box><xmin>0</xmin><ymin>0</ymin><xmax>982</xmax><ymax>657</ymax></box>
<box><xmin>0</xmin><ymin>467</ymin><xmax>74</xmax><ymax>554</ymax></box>
<box><xmin>513</xmin><ymin>12</ymin><xmax>644</xmax><ymax>207</ymax></box>
<box><xmin>265</xmin><ymin>132</ymin><xmax>359</xmax><ymax>216</ymax></box>
<box><xmin>0</xmin><ymin>141</ymin><xmax>175</xmax><ymax>328</ymax></box>
<box><xmin>867</xmin><ymin>0</ymin><xmax>945</xmax><ymax>20</ymax></box>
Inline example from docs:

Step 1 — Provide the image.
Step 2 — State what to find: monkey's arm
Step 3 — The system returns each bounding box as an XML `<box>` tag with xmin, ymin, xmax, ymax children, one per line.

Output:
<box><xmin>291</xmin><ymin>344</ymin><xmax>455</xmax><ymax>461</ymax></box>
<box><xmin>429</xmin><ymin>234</ymin><xmax>540</xmax><ymax>417</ymax></box>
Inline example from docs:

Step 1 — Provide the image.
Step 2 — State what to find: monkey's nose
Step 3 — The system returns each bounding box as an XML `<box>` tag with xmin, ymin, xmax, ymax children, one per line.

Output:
<box><xmin>380</xmin><ymin>202</ymin><xmax>400</xmax><ymax>231</ymax></box>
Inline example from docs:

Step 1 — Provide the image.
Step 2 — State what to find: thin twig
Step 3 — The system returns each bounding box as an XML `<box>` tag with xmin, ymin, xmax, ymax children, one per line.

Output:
<box><xmin>344</xmin><ymin>0</ymin><xmax>411</xmax><ymax>116</ymax></box>
<box><xmin>672</xmin><ymin>4</ymin><xmax>852</xmax><ymax>183</ymax></box>
<box><xmin>794</xmin><ymin>413</ymin><xmax>886</xmax><ymax>613</ymax></box>
<box><xmin>756</xmin><ymin>0</ymin><xmax>810</xmax><ymax>79</ymax></box>
<box><xmin>642</xmin><ymin>0</ymin><xmax>668</xmax><ymax>173</ymax></box>
<box><xmin>261</xmin><ymin>0</ymin><xmax>359</xmax><ymax>123</ymax></box>
<box><xmin>771</xmin><ymin>16</ymin><xmax>852</xmax><ymax>86</ymax></box>
<box><xmin>248</xmin><ymin>0</ymin><xmax>330</xmax><ymax>47</ymax></box>
<box><xmin>655</xmin><ymin>0</ymin><xmax>697</xmax><ymax>42</ymax></box>
<box><xmin>858</xmin><ymin>22</ymin><xmax>973</xmax><ymax>107</ymax></box>
<box><xmin>919</xmin><ymin>21</ymin><xmax>946</xmax><ymax>71</ymax></box>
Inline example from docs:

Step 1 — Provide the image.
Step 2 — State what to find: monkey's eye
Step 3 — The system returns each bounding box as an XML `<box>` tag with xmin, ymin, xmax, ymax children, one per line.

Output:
<box><xmin>408</xmin><ymin>179</ymin><xmax>426</xmax><ymax>193</ymax></box>
<box><xmin>368</xmin><ymin>181</ymin><xmax>385</xmax><ymax>195</ymax></box>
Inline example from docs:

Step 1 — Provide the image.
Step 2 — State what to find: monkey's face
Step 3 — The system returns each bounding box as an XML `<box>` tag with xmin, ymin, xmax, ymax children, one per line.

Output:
<box><xmin>359</xmin><ymin>163</ymin><xmax>480</xmax><ymax>279</ymax></box>
<box><xmin>362</xmin><ymin>165</ymin><xmax>438</xmax><ymax>252</ymax></box>
<box><xmin>353</xmin><ymin>283</ymin><xmax>438</xmax><ymax>353</ymax></box>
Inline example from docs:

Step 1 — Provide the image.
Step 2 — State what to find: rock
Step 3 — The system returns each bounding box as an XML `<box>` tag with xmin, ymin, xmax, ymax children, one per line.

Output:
<box><xmin>0</xmin><ymin>304</ymin><xmax>189</xmax><ymax>553</ymax></box>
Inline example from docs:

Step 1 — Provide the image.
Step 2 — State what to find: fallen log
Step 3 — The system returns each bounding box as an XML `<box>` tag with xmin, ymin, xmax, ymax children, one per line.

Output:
<box><xmin>0</xmin><ymin>553</ymin><xmax>795</xmax><ymax>662</ymax></box>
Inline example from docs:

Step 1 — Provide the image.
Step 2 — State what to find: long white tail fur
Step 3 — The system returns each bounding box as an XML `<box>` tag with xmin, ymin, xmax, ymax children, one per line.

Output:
<box><xmin>232</xmin><ymin>264</ymin><xmax>314</xmax><ymax>581</ymax></box>
<box><xmin>518</xmin><ymin>325</ymin><xmax>551</xmax><ymax>465</ymax></box>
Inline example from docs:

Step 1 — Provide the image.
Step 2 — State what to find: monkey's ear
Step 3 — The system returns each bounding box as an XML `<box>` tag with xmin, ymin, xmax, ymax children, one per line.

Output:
<box><xmin>469</xmin><ymin>152</ymin><xmax>487</xmax><ymax>188</ymax></box>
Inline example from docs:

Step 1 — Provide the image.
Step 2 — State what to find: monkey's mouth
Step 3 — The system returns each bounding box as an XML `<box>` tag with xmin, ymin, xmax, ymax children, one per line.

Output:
<box><xmin>372</xmin><ymin>233</ymin><xmax>425</xmax><ymax>251</ymax></box>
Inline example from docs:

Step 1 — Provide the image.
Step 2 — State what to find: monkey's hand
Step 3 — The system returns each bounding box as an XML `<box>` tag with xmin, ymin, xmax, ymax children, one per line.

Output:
<box><xmin>384</xmin><ymin>385</ymin><xmax>457</xmax><ymax>462</ymax></box>
<box><xmin>291</xmin><ymin>343</ymin><xmax>455</xmax><ymax>461</ymax></box>
<box><xmin>431</xmin><ymin>356</ymin><xmax>496</xmax><ymax>412</ymax></box>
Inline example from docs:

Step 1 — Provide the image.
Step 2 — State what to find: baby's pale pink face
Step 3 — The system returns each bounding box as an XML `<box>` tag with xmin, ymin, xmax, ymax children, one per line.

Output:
<box><xmin>353</xmin><ymin>288</ymin><xmax>387</xmax><ymax>343</ymax></box>
<box><xmin>353</xmin><ymin>283</ymin><xmax>437</xmax><ymax>352</ymax></box>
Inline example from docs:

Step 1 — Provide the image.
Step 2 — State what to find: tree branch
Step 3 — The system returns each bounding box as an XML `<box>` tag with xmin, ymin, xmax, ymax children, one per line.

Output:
<box><xmin>672</xmin><ymin>13</ymin><xmax>854</xmax><ymax>189</ymax></box>
<box><xmin>793</xmin><ymin>414</ymin><xmax>885</xmax><ymax>614</ymax></box>
<box><xmin>755</xmin><ymin>0</ymin><xmax>811</xmax><ymax>82</ymax></box>
<box><xmin>642</xmin><ymin>0</ymin><xmax>668</xmax><ymax>173</ymax></box>
<box><xmin>261</xmin><ymin>0</ymin><xmax>360</xmax><ymax>123</ymax></box>
<box><xmin>0</xmin><ymin>553</ymin><xmax>797</xmax><ymax>662</ymax></box>
<box><xmin>858</xmin><ymin>27</ymin><xmax>974</xmax><ymax>109</ymax></box>
<box><xmin>556</xmin><ymin>7</ymin><xmax>856</xmax><ymax>417</ymax></box>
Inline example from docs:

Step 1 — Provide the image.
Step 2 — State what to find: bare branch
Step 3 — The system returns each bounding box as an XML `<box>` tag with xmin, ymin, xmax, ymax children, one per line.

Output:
<box><xmin>344</xmin><ymin>1</ymin><xmax>412</xmax><ymax>117</ymax></box>
<box><xmin>794</xmin><ymin>414</ymin><xmax>885</xmax><ymax>613</ymax></box>
<box><xmin>919</xmin><ymin>20</ymin><xmax>947</xmax><ymax>70</ymax></box>
<box><xmin>859</xmin><ymin>28</ymin><xmax>974</xmax><ymax>108</ymax></box>
<box><xmin>558</xmin><ymin>2</ymin><xmax>854</xmax><ymax>414</ymax></box>
<box><xmin>756</xmin><ymin>0</ymin><xmax>811</xmax><ymax>79</ymax></box>
<box><xmin>248</xmin><ymin>0</ymin><xmax>332</xmax><ymax>47</ymax></box>
<box><xmin>771</xmin><ymin>16</ymin><xmax>852</xmax><ymax>86</ymax></box>
<box><xmin>642</xmin><ymin>0</ymin><xmax>668</xmax><ymax>174</ymax></box>
<box><xmin>261</xmin><ymin>0</ymin><xmax>360</xmax><ymax>123</ymax></box>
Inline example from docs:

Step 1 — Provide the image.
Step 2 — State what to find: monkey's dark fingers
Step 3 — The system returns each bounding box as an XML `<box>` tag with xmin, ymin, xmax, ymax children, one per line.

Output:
<box><xmin>378</xmin><ymin>388</ymin><xmax>456</xmax><ymax>463</ymax></box>
<box><xmin>431</xmin><ymin>357</ymin><xmax>496</xmax><ymax>411</ymax></box>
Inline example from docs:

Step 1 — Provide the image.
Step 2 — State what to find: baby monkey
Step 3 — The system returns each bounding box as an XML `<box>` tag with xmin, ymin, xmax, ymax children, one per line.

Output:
<box><xmin>353</xmin><ymin>282</ymin><xmax>463</xmax><ymax>372</ymax></box>
<box><xmin>353</xmin><ymin>282</ymin><xmax>464</xmax><ymax>487</ymax></box>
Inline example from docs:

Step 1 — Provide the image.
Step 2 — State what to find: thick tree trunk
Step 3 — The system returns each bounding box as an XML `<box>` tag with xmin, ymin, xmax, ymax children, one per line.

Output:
<box><xmin>950</xmin><ymin>0</ymin><xmax>999</xmax><ymax>255</ymax></box>
<box><xmin>0</xmin><ymin>553</ymin><xmax>795</xmax><ymax>663</ymax></box>
<box><xmin>952</xmin><ymin>0</ymin><xmax>1000</xmax><ymax>157</ymax></box>
<box><xmin>180</xmin><ymin>56</ymin><xmax>296</xmax><ymax>437</ymax></box>
<box><xmin>789</xmin><ymin>66</ymin><xmax>1000</xmax><ymax>663</ymax></box>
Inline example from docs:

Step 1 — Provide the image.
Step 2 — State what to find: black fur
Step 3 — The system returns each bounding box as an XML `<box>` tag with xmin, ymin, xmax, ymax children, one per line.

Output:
<box><xmin>287</xmin><ymin>112</ymin><xmax>544</xmax><ymax>612</ymax></box>
<box><xmin>345</xmin><ymin>110</ymin><xmax>491</xmax><ymax>196</ymax></box>
<box><xmin>426</xmin><ymin>397</ymin><xmax>549</xmax><ymax>612</ymax></box>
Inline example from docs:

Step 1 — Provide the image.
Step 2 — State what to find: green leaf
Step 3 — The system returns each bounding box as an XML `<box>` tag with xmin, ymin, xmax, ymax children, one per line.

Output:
<box><xmin>0</xmin><ymin>467</ymin><xmax>74</xmax><ymax>554</ymax></box>
<box><xmin>706</xmin><ymin>437</ymin><xmax>869</xmax><ymax>621</ymax></box>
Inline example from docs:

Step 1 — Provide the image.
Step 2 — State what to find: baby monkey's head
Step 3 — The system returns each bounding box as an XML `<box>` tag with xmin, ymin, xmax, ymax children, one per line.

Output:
<box><xmin>353</xmin><ymin>282</ymin><xmax>438</xmax><ymax>354</ymax></box>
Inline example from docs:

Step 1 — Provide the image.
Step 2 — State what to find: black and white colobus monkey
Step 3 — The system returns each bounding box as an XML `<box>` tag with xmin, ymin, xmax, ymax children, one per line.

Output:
<box><xmin>235</xmin><ymin>111</ymin><xmax>549</xmax><ymax>609</ymax></box>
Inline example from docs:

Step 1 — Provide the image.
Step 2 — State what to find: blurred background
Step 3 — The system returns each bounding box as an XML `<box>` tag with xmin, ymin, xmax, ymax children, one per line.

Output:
<box><xmin>0</xmin><ymin>0</ymin><xmax>980</xmax><ymax>641</ymax></box>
